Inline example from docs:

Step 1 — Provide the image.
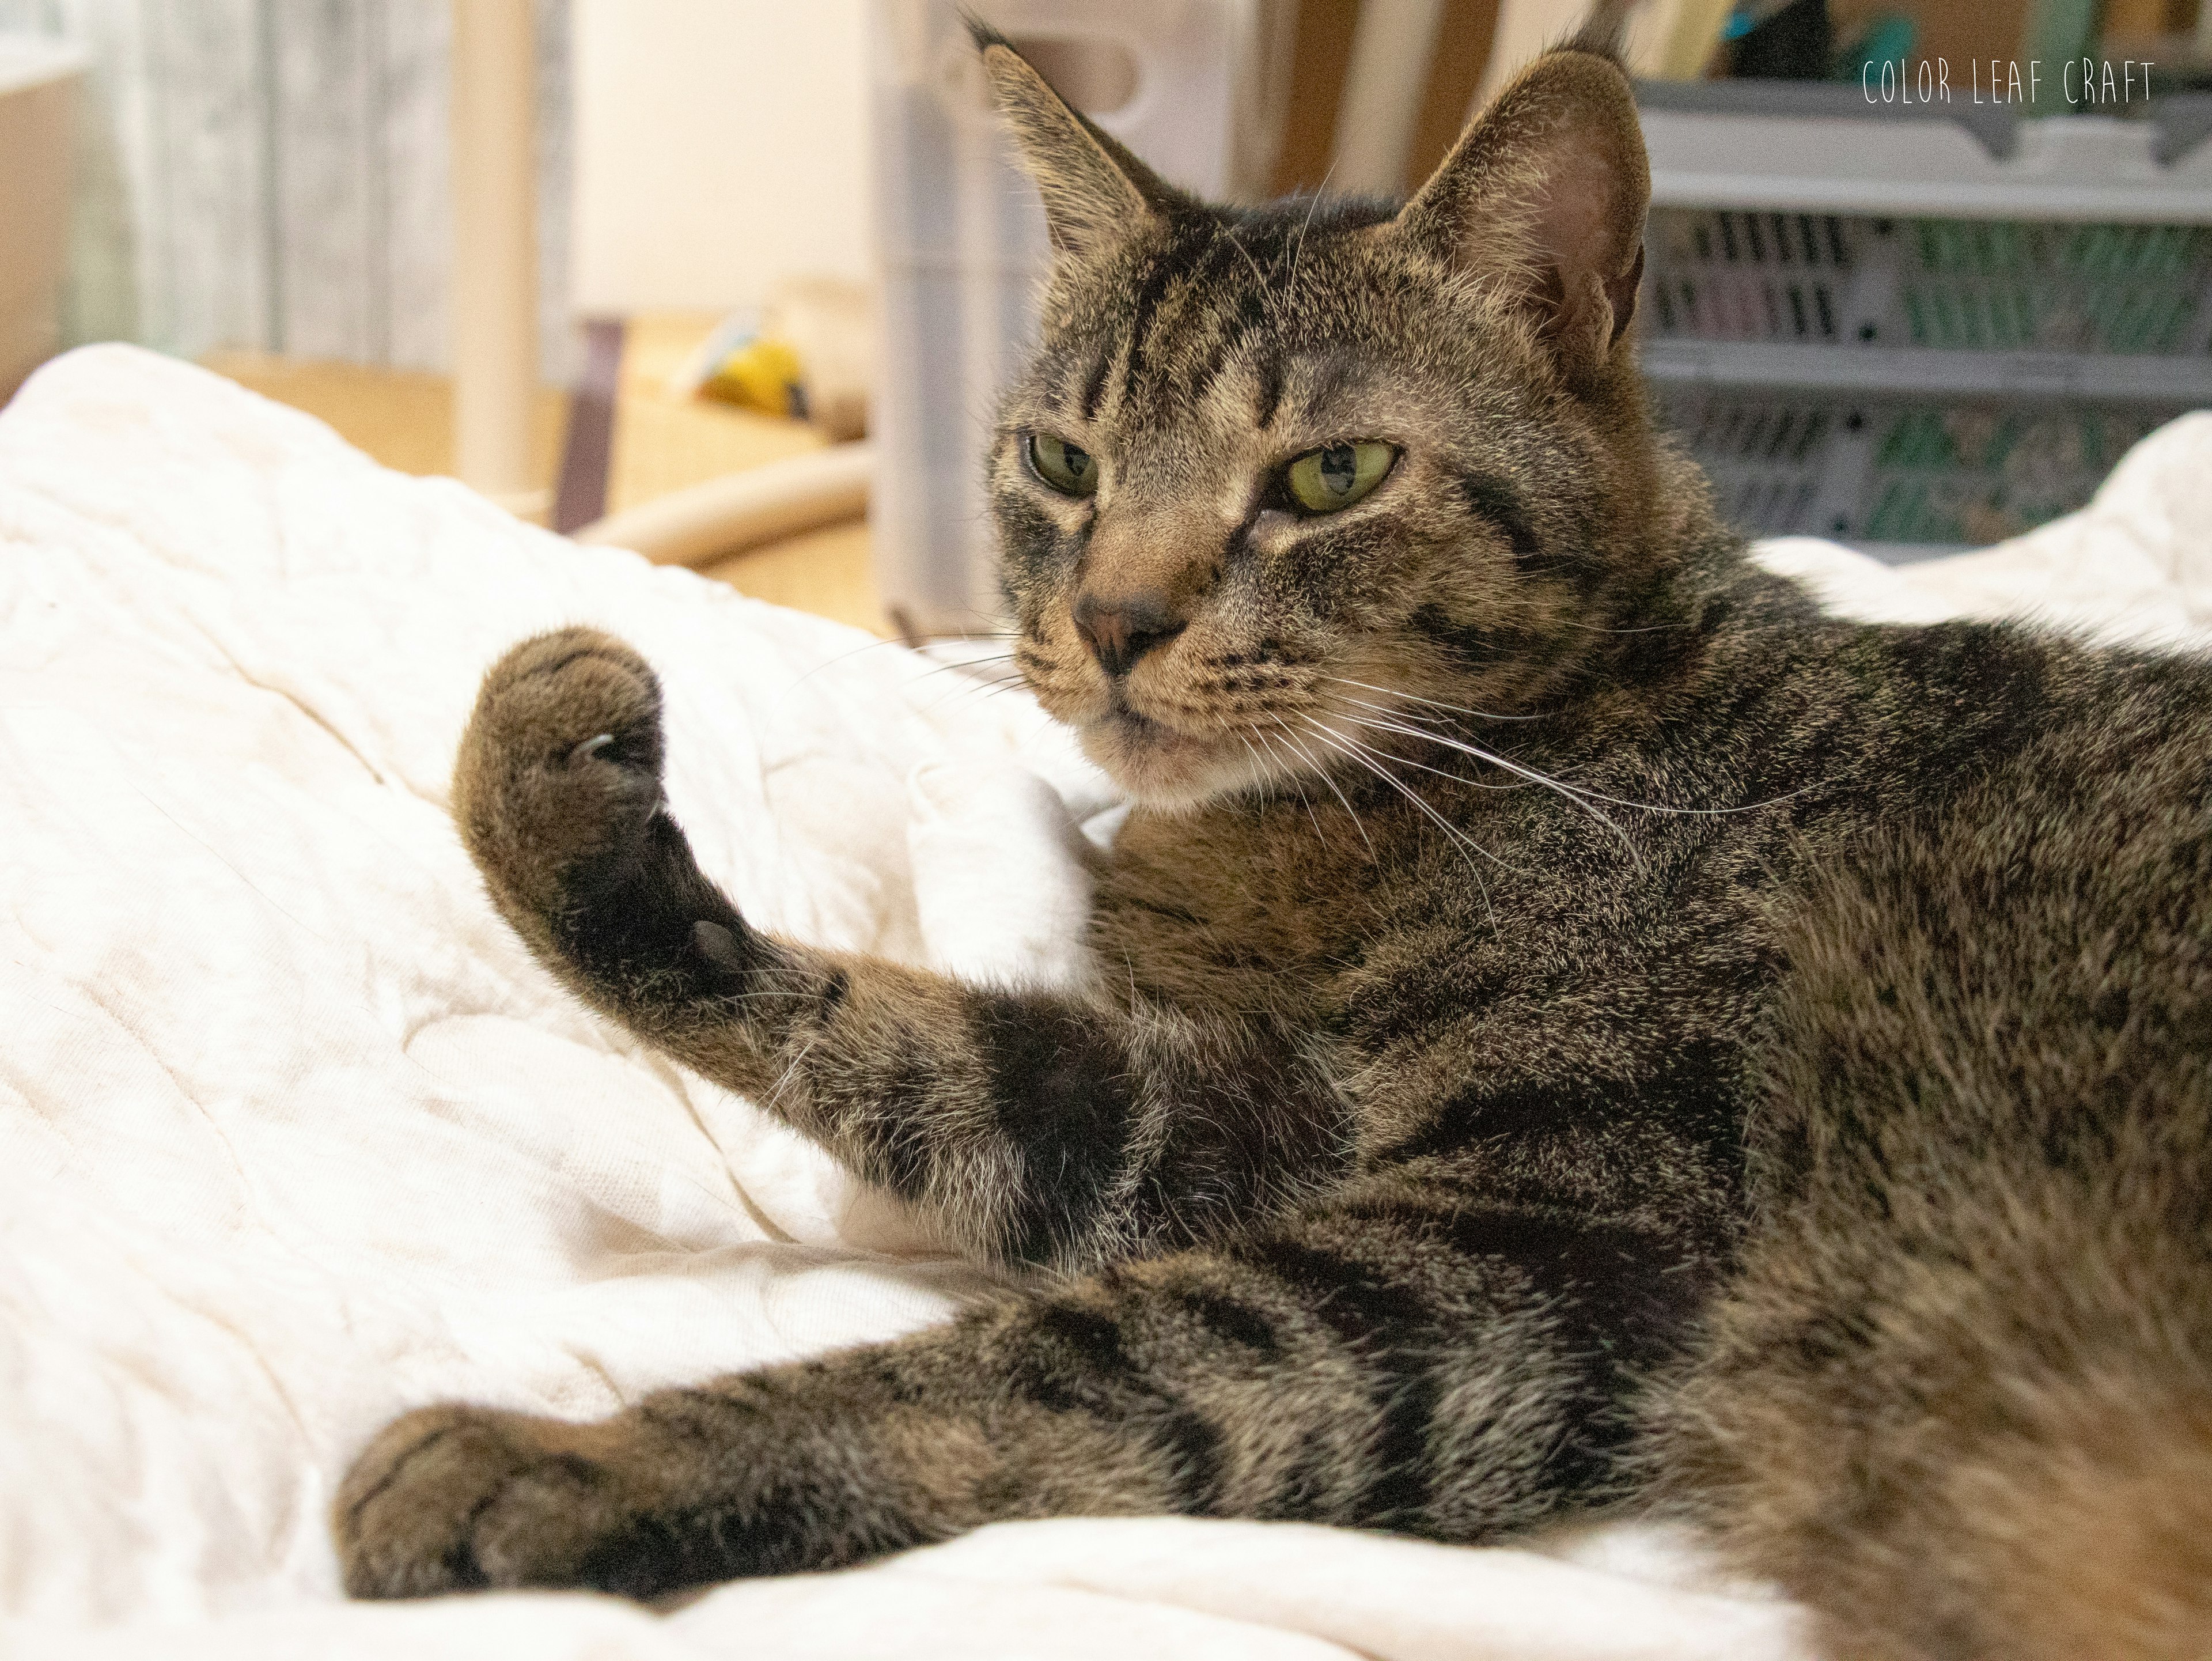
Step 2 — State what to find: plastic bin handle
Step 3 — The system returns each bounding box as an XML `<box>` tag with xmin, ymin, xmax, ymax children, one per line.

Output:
<box><xmin>1633</xmin><ymin>80</ymin><xmax>2020</xmax><ymax>161</ymax></box>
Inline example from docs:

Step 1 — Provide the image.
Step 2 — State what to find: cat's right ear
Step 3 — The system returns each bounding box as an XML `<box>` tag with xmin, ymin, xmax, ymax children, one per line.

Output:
<box><xmin>972</xmin><ymin>22</ymin><xmax>1182</xmax><ymax>260</ymax></box>
<box><xmin>1395</xmin><ymin>43</ymin><xmax>1649</xmax><ymax>383</ymax></box>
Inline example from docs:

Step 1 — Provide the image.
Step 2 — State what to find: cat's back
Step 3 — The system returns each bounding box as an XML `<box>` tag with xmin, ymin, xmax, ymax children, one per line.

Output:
<box><xmin>1662</xmin><ymin>623</ymin><xmax>2212</xmax><ymax>1661</ymax></box>
<box><xmin>1764</xmin><ymin>614</ymin><xmax>2212</xmax><ymax>1176</ymax></box>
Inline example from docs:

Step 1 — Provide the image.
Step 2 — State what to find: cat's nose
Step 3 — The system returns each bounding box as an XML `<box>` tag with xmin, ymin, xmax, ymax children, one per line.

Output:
<box><xmin>1072</xmin><ymin>590</ymin><xmax>1188</xmax><ymax>678</ymax></box>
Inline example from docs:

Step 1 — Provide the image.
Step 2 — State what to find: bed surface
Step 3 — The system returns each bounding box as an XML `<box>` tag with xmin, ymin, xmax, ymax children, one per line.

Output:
<box><xmin>4</xmin><ymin>345</ymin><xmax>2208</xmax><ymax>1659</ymax></box>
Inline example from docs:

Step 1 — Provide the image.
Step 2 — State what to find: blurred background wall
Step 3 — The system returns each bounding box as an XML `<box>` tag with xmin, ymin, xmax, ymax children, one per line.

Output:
<box><xmin>0</xmin><ymin>0</ymin><xmax>572</xmax><ymax>379</ymax></box>
<box><xmin>569</xmin><ymin>0</ymin><xmax>870</xmax><ymax>316</ymax></box>
<box><xmin>0</xmin><ymin>0</ymin><xmax>882</xmax><ymax>379</ymax></box>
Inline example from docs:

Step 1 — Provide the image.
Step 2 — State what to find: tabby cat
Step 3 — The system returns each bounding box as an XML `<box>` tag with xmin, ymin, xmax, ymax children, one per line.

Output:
<box><xmin>335</xmin><ymin>28</ymin><xmax>2212</xmax><ymax>1659</ymax></box>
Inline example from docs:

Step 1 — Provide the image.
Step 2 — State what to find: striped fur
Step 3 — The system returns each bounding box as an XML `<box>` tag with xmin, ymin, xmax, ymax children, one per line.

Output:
<box><xmin>336</xmin><ymin>36</ymin><xmax>2212</xmax><ymax>1655</ymax></box>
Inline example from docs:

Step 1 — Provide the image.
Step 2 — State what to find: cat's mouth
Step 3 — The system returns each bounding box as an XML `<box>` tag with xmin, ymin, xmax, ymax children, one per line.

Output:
<box><xmin>1077</xmin><ymin>698</ymin><xmax>1266</xmax><ymax>812</ymax></box>
<box><xmin>1094</xmin><ymin>702</ymin><xmax>1207</xmax><ymax>763</ymax></box>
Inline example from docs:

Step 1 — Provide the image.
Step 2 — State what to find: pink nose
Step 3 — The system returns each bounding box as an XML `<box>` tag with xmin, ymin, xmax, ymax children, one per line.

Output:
<box><xmin>1072</xmin><ymin>591</ymin><xmax>1187</xmax><ymax>678</ymax></box>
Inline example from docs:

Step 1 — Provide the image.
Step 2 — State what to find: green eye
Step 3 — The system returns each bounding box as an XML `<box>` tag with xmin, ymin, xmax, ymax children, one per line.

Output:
<box><xmin>1285</xmin><ymin>441</ymin><xmax>1396</xmax><ymax>513</ymax></box>
<box><xmin>1028</xmin><ymin>433</ymin><xmax>1099</xmax><ymax>497</ymax></box>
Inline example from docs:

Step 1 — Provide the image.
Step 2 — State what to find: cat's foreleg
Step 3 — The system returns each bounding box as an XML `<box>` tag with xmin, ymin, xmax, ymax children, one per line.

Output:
<box><xmin>452</xmin><ymin>629</ymin><xmax>1350</xmax><ymax>1270</ymax></box>
<box><xmin>337</xmin><ymin>1177</ymin><xmax>1685</xmax><ymax>1601</ymax></box>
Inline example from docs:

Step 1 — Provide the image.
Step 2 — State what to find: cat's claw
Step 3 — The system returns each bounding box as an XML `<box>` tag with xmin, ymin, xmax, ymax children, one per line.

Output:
<box><xmin>452</xmin><ymin>627</ymin><xmax>671</xmax><ymax>923</ymax></box>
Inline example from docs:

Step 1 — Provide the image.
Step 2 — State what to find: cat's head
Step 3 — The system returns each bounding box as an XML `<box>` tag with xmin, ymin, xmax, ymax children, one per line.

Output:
<box><xmin>980</xmin><ymin>29</ymin><xmax>1687</xmax><ymax>811</ymax></box>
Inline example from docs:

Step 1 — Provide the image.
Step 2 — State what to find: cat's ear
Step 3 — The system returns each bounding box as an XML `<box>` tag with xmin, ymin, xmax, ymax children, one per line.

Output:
<box><xmin>972</xmin><ymin>24</ymin><xmax>1184</xmax><ymax>260</ymax></box>
<box><xmin>1396</xmin><ymin>44</ymin><xmax>1649</xmax><ymax>379</ymax></box>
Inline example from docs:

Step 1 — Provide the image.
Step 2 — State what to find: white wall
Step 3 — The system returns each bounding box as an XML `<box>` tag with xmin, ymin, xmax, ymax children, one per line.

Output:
<box><xmin>570</xmin><ymin>0</ymin><xmax>871</xmax><ymax>315</ymax></box>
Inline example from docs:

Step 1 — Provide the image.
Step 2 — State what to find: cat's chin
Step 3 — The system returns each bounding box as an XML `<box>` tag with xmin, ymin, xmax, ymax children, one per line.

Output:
<box><xmin>1079</xmin><ymin>709</ymin><xmax>1272</xmax><ymax>815</ymax></box>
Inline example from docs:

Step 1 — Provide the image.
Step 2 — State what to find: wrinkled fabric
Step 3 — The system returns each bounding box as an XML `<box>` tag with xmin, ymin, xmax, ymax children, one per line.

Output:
<box><xmin>0</xmin><ymin>346</ymin><xmax>2202</xmax><ymax>1659</ymax></box>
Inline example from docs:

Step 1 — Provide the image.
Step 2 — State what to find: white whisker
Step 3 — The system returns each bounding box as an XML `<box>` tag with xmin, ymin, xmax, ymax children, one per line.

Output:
<box><xmin>1244</xmin><ymin>728</ymin><xmax>1332</xmax><ymax>849</ymax></box>
<box><xmin>1328</xmin><ymin>705</ymin><xmax>1546</xmax><ymax>793</ymax></box>
<box><xmin>1335</xmin><ymin>707</ymin><xmax>1640</xmax><ymax>861</ymax></box>
<box><xmin>1344</xmin><ymin>702</ymin><xmax>1809</xmax><ymax>822</ymax></box>
<box><xmin>1282</xmin><ymin>159</ymin><xmax>1339</xmax><ymax>294</ymax></box>
<box><xmin>783</xmin><ymin>634</ymin><xmax>925</xmax><ymax>693</ymax></box>
<box><xmin>911</xmin><ymin>653</ymin><xmax>1020</xmax><ymax>685</ymax></box>
<box><xmin>1298</xmin><ymin>718</ymin><xmax>1513</xmax><ymax>910</ymax></box>
<box><xmin>1323</xmin><ymin>674</ymin><xmax>1543</xmax><ymax>722</ymax></box>
<box><xmin>1267</xmin><ymin>715</ymin><xmax>1376</xmax><ymax>859</ymax></box>
<box><xmin>1218</xmin><ymin>222</ymin><xmax>1269</xmax><ymax>294</ymax></box>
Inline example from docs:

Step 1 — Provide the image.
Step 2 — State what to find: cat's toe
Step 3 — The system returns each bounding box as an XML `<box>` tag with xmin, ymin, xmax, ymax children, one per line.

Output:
<box><xmin>335</xmin><ymin>1404</ymin><xmax>628</xmax><ymax>1598</ymax></box>
<box><xmin>469</xmin><ymin>627</ymin><xmax>665</xmax><ymax>781</ymax></box>
<box><xmin>453</xmin><ymin>628</ymin><xmax>669</xmax><ymax>917</ymax></box>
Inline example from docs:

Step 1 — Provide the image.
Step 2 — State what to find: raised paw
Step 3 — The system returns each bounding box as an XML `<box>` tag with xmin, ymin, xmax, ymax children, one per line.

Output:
<box><xmin>334</xmin><ymin>1402</ymin><xmax>647</xmax><ymax>1599</ymax></box>
<box><xmin>452</xmin><ymin>627</ymin><xmax>669</xmax><ymax>928</ymax></box>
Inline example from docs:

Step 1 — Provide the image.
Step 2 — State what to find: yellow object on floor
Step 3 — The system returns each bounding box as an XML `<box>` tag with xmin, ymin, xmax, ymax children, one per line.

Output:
<box><xmin>609</xmin><ymin>312</ymin><xmax>825</xmax><ymax>513</ymax></box>
<box><xmin>611</xmin><ymin>315</ymin><xmax>882</xmax><ymax>634</ymax></box>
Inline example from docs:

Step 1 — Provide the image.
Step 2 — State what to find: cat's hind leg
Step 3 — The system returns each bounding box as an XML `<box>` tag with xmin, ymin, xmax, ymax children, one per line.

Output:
<box><xmin>336</xmin><ymin>1180</ymin><xmax>1699</xmax><ymax>1600</ymax></box>
<box><xmin>1651</xmin><ymin>797</ymin><xmax>2212</xmax><ymax>1661</ymax></box>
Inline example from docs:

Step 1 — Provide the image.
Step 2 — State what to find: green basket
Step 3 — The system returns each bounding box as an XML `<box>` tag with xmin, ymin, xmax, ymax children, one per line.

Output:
<box><xmin>1646</xmin><ymin>210</ymin><xmax>2212</xmax><ymax>355</ymax></box>
<box><xmin>1657</xmin><ymin>391</ymin><xmax>2176</xmax><ymax>547</ymax></box>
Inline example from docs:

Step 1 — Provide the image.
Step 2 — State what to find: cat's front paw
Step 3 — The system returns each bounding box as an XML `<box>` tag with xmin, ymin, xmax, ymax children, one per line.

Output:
<box><xmin>334</xmin><ymin>1402</ymin><xmax>644</xmax><ymax>1599</ymax></box>
<box><xmin>452</xmin><ymin>627</ymin><xmax>667</xmax><ymax>924</ymax></box>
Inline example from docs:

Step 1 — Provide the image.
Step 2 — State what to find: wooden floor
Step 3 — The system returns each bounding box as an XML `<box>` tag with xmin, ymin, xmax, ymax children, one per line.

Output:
<box><xmin>608</xmin><ymin>313</ymin><xmax>825</xmax><ymax>512</ymax></box>
<box><xmin>197</xmin><ymin>350</ymin><xmax>571</xmax><ymax>491</ymax></box>
<box><xmin>201</xmin><ymin>322</ymin><xmax>888</xmax><ymax>637</ymax></box>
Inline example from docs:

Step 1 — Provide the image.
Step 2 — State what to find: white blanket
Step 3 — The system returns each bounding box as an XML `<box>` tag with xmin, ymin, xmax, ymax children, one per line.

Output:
<box><xmin>2</xmin><ymin>345</ymin><xmax>2206</xmax><ymax>1660</ymax></box>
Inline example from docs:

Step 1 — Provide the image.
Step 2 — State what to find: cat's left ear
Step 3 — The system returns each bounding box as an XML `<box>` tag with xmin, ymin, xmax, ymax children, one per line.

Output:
<box><xmin>1395</xmin><ymin>44</ymin><xmax>1649</xmax><ymax>381</ymax></box>
<box><xmin>972</xmin><ymin>24</ymin><xmax>1188</xmax><ymax>261</ymax></box>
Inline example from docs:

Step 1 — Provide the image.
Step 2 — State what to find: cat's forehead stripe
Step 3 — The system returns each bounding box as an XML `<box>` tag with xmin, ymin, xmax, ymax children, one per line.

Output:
<box><xmin>1459</xmin><ymin>473</ymin><xmax>1543</xmax><ymax>572</ymax></box>
<box><xmin>1078</xmin><ymin>352</ymin><xmax>1113</xmax><ymax>424</ymax></box>
<box><xmin>1252</xmin><ymin>353</ymin><xmax>1283</xmax><ymax>431</ymax></box>
<box><xmin>1118</xmin><ymin>217</ymin><xmax>1248</xmax><ymax>408</ymax></box>
<box><xmin>1116</xmin><ymin>243</ymin><xmax>1185</xmax><ymax>406</ymax></box>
